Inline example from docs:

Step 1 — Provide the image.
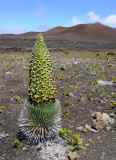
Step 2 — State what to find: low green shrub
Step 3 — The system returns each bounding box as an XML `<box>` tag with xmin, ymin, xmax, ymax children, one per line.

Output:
<box><xmin>110</xmin><ymin>101</ymin><xmax>116</xmax><ymax>109</ymax></box>
<box><xmin>60</xmin><ymin>64</ymin><xmax>65</xmax><ymax>70</ymax></box>
<box><xmin>87</xmin><ymin>93</ymin><xmax>93</xmax><ymax>100</ymax></box>
<box><xmin>65</xmin><ymin>100</ymin><xmax>71</xmax><ymax>106</ymax></box>
<box><xmin>59</xmin><ymin>127</ymin><xmax>72</xmax><ymax>138</ymax></box>
<box><xmin>64</xmin><ymin>51</ymin><xmax>69</xmax><ymax>54</ymax></box>
<box><xmin>13</xmin><ymin>139</ymin><xmax>19</xmax><ymax>148</ymax></box>
<box><xmin>107</xmin><ymin>51</ymin><xmax>116</xmax><ymax>56</ymax></box>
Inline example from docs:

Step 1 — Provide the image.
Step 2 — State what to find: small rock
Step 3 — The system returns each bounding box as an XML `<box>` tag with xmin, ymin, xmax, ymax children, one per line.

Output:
<box><xmin>79</xmin><ymin>146</ymin><xmax>86</xmax><ymax>150</ymax></box>
<box><xmin>110</xmin><ymin>113</ymin><xmax>115</xmax><ymax>117</ymax></box>
<box><xmin>101</xmin><ymin>113</ymin><xmax>110</xmax><ymax>126</ymax></box>
<box><xmin>97</xmin><ymin>136</ymin><xmax>101</xmax><ymax>140</ymax></box>
<box><xmin>99</xmin><ymin>140</ymin><xmax>102</xmax><ymax>143</ymax></box>
<box><xmin>0</xmin><ymin>109</ymin><xmax>4</xmax><ymax>113</ymax></box>
<box><xmin>0</xmin><ymin>132</ymin><xmax>6</xmax><ymax>140</ymax></box>
<box><xmin>85</xmin><ymin>143</ymin><xmax>90</xmax><ymax>147</ymax></box>
<box><xmin>91</xmin><ymin>112</ymin><xmax>96</xmax><ymax>118</ymax></box>
<box><xmin>76</xmin><ymin>126</ymin><xmax>83</xmax><ymax>131</ymax></box>
<box><xmin>91</xmin><ymin>112</ymin><xmax>115</xmax><ymax>131</ymax></box>
<box><xmin>0</xmin><ymin>156</ymin><xmax>4</xmax><ymax>160</ymax></box>
<box><xmin>69</xmin><ymin>93</ymin><xmax>76</xmax><ymax>98</ymax></box>
<box><xmin>74</xmin><ymin>61</ymin><xmax>77</xmax><ymax>65</ymax></box>
<box><xmin>22</xmin><ymin>146</ymin><xmax>27</xmax><ymax>151</ymax></box>
<box><xmin>85</xmin><ymin>124</ymin><xmax>90</xmax><ymax>129</ymax></box>
<box><xmin>99</xmin><ymin>99</ymin><xmax>105</xmax><ymax>104</ymax></box>
<box><xmin>106</xmin><ymin>126</ymin><xmax>111</xmax><ymax>130</ymax></box>
<box><xmin>92</xmin><ymin>119</ymin><xmax>105</xmax><ymax>131</ymax></box>
<box><xmin>0</xmin><ymin>85</ymin><xmax>3</xmax><ymax>90</ymax></box>
<box><xmin>82</xmin><ymin>128</ymin><xmax>87</xmax><ymax>133</ymax></box>
<box><xmin>5</xmin><ymin>134</ymin><xmax>9</xmax><ymax>137</ymax></box>
<box><xmin>108</xmin><ymin>118</ymin><xmax>114</xmax><ymax>125</ymax></box>
<box><xmin>81</xmin><ymin>97</ymin><xmax>86</xmax><ymax>102</ymax></box>
<box><xmin>68</xmin><ymin>152</ymin><xmax>78</xmax><ymax>160</ymax></box>
<box><xmin>89</xmin><ymin>128</ymin><xmax>97</xmax><ymax>133</ymax></box>
<box><xmin>85</xmin><ymin>124</ymin><xmax>97</xmax><ymax>133</ymax></box>
<box><xmin>5</xmin><ymin>71</ymin><xmax>12</xmax><ymax>75</ymax></box>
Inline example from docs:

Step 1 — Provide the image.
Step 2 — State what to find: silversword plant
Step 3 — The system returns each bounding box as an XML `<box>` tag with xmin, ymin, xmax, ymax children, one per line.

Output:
<box><xmin>19</xmin><ymin>34</ymin><xmax>60</xmax><ymax>145</ymax></box>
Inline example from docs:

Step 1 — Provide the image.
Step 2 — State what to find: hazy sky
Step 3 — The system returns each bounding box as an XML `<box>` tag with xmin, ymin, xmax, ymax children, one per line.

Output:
<box><xmin>0</xmin><ymin>0</ymin><xmax>116</xmax><ymax>34</ymax></box>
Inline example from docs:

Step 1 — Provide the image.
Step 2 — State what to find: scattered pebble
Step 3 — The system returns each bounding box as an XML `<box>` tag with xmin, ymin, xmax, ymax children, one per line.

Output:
<box><xmin>22</xmin><ymin>146</ymin><xmax>27</xmax><ymax>151</ymax></box>
<box><xmin>107</xmin><ymin>117</ymin><xmax>114</xmax><ymax>125</ymax></box>
<box><xmin>5</xmin><ymin>71</ymin><xmax>13</xmax><ymax>75</ymax></box>
<box><xmin>67</xmin><ymin>152</ymin><xmax>78</xmax><ymax>160</ymax></box>
<box><xmin>106</xmin><ymin>126</ymin><xmax>111</xmax><ymax>130</ymax></box>
<box><xmin>99</xmin><ymin>99</ymin><xmax>105</xmax><ymax>104</ymax></box>
<box><xmin>0</xmin><ymin>85</ymin><xmax>3</xmax><ymax>90</ymax></box>
<box><xmin>0</xmin><ymin>132</ymin><xmax>8</xmax><ymax>140</ymax></box>
<box><xmin>82</xmin><ymin>128</ymin><xmax>87</xmax><ymax>133</ymax></box>
<box><xmin>73</xmin><ymin>61</ymin><xmax>77</xmax><ymax>65</ymax></box>
<box><xmin>76</xmin><ymin>126</ymin><xmax>83</xmax><ymax>131</ymax></box>
<box><xmin>0</xmin><ymin>156</ymin><xmax>4</xmax><ymax>160</ymax></box>
<box><xmin>0</xmin><ymin>109</ymin><xmax>4</xmax><ymax>113</ymax></box>
<box><xmin>85</xmin><ymin>124</ymin><xmax>97</xmax><ymax>133</ymax></box>
<box><xmin>110</xmin><ymin>113</ymin><xmax>115</xmax><ymax>117</ymax></box>
<box><xmin>97</xmin><ymin>80</ymin><xmax>113</xmax><ymax>85</ymax></box>
<box><xmin>85</xmin><ymin>143</ymin><xmax>90</xmax><ymax>147</ymax></box>
<box><xmin>69</xmin><ymin>93</ymin><xmax>76</xmax><ymax>98</ymax></box>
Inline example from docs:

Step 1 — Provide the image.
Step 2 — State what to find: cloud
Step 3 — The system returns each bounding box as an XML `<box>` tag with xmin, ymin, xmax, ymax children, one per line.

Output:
<box><xmin>88</xmin><ymin>11</ymin><xmax>116</xmax><ymax>27</ymax></box>
<box><xmin>87</xmin><ymin>11</ymin><xmax>100</xmax><ymax>22</ymax></box>
<box><xmin>0</xmin><ymin>24</ymin><xmax>52</xmax><ymax>34</ymax></box>
<box><xmin>31</xmin><ymin>24</ymin><xmax>52</xmax><ymax>32</ymax></box>
<box><xmin>66</xmin><ymin>16</ymin><xmax>83</xmax><ymax>27</ymax></box>
<box><xmin>102</xmin><ymin>15</ymin><xmax>116</xmax><ymax>26</ymax></box>
<box><xmin>0</xmin><ymin>26</ymin><xmax>27</xmax><ymax>34</ymax></box>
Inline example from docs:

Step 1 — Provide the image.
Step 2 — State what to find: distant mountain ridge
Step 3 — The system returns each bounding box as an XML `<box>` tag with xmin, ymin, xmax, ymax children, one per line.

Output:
<box><xmin>0</xmin><ymin>23</ymin><xmax>116</xmax><ymax>43</ymax></box>
<box><xmin>43</xmin><ymin>23</ymin><xmax>116</xmax><ymax>43</ymax></box>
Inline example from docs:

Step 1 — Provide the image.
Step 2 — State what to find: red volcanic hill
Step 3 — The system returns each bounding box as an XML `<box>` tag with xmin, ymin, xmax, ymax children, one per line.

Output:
<box><xmin>44</xmin><ymin>23</ymin><xmax>116</xmax><ymax>43</ymax></box>
<box><xmin>43</xmin><ymin>26</ymin><xmax>70</xmax><ymax>36</ymax></box>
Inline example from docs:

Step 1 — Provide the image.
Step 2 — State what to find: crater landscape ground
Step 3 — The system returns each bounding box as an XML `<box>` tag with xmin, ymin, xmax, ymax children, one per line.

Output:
<box><xmin>0</xmin><ymin>50</ymin><xmax>116</xmax><ymax>160</ymax></box>
<box><xmin>0</xmin><ymin>23</ymin><xmax>116</xmax><ymax>160</ymax></box>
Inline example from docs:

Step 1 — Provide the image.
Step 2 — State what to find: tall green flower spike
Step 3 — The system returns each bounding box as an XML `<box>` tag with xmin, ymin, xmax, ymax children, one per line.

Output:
<box><xmin>19</xmin><ymin>34</ymin><xmax>61</xmax><ymax>145</ymax></box>
<box><xmin>28</xmin><ymin>33</ymin><xmax>57</xmax><ymax>105</ymax></box>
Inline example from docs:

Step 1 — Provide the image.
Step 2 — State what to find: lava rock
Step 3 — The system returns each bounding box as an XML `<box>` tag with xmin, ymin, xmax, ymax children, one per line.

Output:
<box><xmin>91</xmin><ymin>112</ymin><xmax>115</xmax><ymax>131</ymax></box>
<box><xmin>92</xmin><ymin>119</ymin><xmax>106</xmax><ymax>131</ymax></box>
